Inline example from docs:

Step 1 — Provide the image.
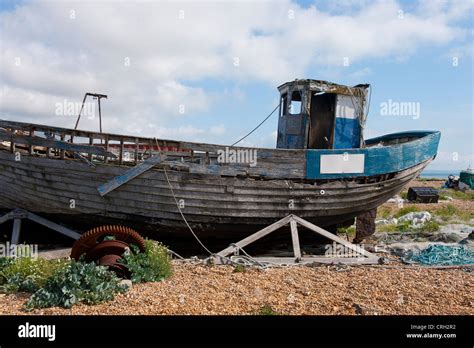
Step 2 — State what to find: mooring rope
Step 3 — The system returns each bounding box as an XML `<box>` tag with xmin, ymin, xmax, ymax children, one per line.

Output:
<box><xmin>154</xmin><ymin>137</ymin><xmax>214</xmax><ymax>256</ymax></box>
<box><xmin>151</xmin><ymin>138</ymin><xmax>271</xmax><ymax>268</ymax></box>
<box><xmin>228</xmin><ymin>243</ymin><xmax>269</xmax><ymax>268</ymax></box>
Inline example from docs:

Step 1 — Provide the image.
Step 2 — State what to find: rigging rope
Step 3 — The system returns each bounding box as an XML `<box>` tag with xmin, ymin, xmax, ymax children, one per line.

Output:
<box><xmin>230</xmin><ymin>102</ymin><xmax>280</xmax><ymax>146</ymax></box>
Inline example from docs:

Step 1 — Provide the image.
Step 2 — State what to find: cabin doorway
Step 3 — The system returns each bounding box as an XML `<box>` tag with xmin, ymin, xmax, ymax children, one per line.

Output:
<box><xmin>308</xmin><ymin>93</ymin><xmax>336</xmax><ymax>149</ymax></box>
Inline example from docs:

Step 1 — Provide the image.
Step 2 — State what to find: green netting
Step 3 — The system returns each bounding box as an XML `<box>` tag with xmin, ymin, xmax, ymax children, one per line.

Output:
<box><xmin>402</xmin><ymin>244</ymin><xmax>474</xmax><ymax>266</ymax></box>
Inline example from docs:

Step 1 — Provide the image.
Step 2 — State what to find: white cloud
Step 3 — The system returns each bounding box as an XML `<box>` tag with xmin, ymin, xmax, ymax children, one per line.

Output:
<box><xmin>155</xmin><ymin>81</ymin><xmax>210</xmax><ymax>116</ymax></box>
<box><xmin>146</xmin><ymin>124</ymin><xmax>226</xmax><ymax>143</ymax></box>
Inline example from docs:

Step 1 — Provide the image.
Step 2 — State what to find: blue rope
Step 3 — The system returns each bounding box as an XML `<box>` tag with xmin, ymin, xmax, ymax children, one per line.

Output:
<box><xmin>403</xmin><ymin>244</ymin><xmax>474</xmax><ymax>266</ymax></box>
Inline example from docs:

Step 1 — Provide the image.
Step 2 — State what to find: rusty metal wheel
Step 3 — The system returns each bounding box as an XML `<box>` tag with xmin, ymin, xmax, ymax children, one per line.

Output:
<box><xmin>71</xmin><ymin>225</ymin><xmax>146</xmax><ymax>278</ymax></box>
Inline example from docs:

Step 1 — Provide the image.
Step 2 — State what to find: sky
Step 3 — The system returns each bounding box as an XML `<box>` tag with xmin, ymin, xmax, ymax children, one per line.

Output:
<box><xmin>0</xmin><ymin>0</ymin><xmax>472</xmax><ymax>170</ymax></box>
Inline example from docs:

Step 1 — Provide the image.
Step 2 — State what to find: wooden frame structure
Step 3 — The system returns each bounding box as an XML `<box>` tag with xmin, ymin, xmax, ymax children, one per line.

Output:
<box><xmin>0</xmin><ymin>208</ymin><xmax>80</xmax><ymax>244</ymax></box>
<box><xmin>215</xmin><ymin>214</ymin><xmax>380</xmax><ymax>265</ymax></box>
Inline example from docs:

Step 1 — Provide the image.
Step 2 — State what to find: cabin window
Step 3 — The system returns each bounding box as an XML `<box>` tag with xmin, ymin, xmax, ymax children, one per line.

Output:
<box><xmin>288</xmin><ymin>90</ymin><xmax>302</xmax><ymax>115</ymax></box>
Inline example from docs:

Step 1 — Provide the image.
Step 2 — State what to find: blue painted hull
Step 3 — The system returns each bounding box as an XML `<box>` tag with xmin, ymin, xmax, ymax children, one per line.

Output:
<box><xmin>306</xmin><ymin>131</ymin><xmax>441</xmax><ymax>179</ymax></box>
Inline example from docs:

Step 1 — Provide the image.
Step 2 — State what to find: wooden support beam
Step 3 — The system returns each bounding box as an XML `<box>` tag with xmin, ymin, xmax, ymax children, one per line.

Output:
<box><xmin>215</xmin><ymin>214</ymin><xmax>379</xmax><ymax>264</ymax></box>
<box><xmin>291</xmin><ymin>215</ymin><xmax>374</xmax><ymax>258</ymax></box>
<box><xmin>0</xmin><ymin>212</ymin><xmax>13</xmax><ymax>224</ymax></box>
<box><xmin>27</xmin><ymin>212</ymin><xmax>81</xmax><ymax>240</ymax></box>
<box><xmin>236</xmin><ymin>257</ymin><xmax>380</xmax><ymax>265</ymax></box>
<box><xmin>217</xmin><ymin>215</ymin><xmax>293</xmax><ymax>257</ymax></box>
<box><xmin>11</xmin><ymin>219</ymin><xmax>21</xmax><ymax>244</ymax></box>
<box><xmin>97</xmin><ymin>154</ymin><xmax>167</xmax><ymax>197</ymax></box>
<box><xmin>290</xmin><ymin>219</ymin><xmax>301</xmax><ymax>260</ymax></box>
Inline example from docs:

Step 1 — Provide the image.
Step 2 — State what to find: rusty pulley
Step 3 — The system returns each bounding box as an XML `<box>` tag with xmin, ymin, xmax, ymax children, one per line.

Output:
<box><xmin>70</xmin><ymin>225</ymin><xmax>146</xmax><ymax>278</ymax></box>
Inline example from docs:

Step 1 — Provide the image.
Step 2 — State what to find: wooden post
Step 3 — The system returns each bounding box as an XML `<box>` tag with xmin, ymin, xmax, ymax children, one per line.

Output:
<box><xmin>10</xmin><ymin>130</ymin><xmax>15</xmax><ymax>154</ymax></box>
<box><xmin>11</xmin><ymin>219</ymin><xmax>21</xmax><ymax>244</ymax></box>
<box><xmin>88</xmin><ymin>137</ymin><xmax>93</xmax><ymax>161</ymax></box>
<box><xmin>105</xmin><ymin>135</ymin><xmax>109</xmax><ymax>163</ymax></box>
<box><xmin>290</xmin><ymin>219</ymin><xmax>301</xmax><ymax>260</ymax></box>
<box><xmin>119</xmin><ymin>139</ymin><xmax>124</xmax><ymax>165</ymax></box>
<box><xmin>60</xmin><ymin>133</ymin><xmax>65</xmax><ymax>159</ymax></box>
<box><xmin>29</xmin><ymin>128</ymin><xmax>35</xmax><ymax>155</ymax></box>
<box><xmin>135</xmin><ymin>138</ymin><xmax>139</xmax><ymax>164</ymax></box>
<box><xmin>146</xmin><ymin>140</ymin><xmax>151</xmax><ymax>157</ymax></box>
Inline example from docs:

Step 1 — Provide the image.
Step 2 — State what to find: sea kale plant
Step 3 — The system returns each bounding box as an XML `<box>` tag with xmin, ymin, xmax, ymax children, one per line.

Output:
<box><xmin>26</xmin><ymin>260</ymin><xmax>127</xmax><ymax>310</ymax></box>
<box><xmin>0</xmin><ymin>256</ymin><xmax>68</xmax><ymax>294</ymax></box>
<box><xmin>120</xmin><ymin>239</ymin><xmax>172</xmax><ymax>283</ymax></box>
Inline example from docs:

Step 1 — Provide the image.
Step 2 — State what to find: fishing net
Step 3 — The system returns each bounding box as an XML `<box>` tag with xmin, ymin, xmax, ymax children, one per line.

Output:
<box><xmin>402</xmin><ymin>244</ymin><xmax>474</xmax><ymax>266</ymax></box>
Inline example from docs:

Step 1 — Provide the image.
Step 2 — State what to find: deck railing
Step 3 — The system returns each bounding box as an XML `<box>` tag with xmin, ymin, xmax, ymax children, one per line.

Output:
<box><xmin>0</xmin><ymin>120</ymin><xmax>209</xmax><ymax>166</ymax></box>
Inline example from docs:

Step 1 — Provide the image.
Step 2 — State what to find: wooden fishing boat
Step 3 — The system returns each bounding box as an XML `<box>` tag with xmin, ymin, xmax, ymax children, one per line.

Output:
<box><xmin>0</xmin><ymin>80</ymin><xmax>440</xmax><ymax>242</ymax></box>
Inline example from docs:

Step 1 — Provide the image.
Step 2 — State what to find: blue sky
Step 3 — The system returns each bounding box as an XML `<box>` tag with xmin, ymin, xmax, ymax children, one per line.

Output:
<box><xmin>0</xmin><ymin>0</ymin><xmax>472</xmax><ymax>170</ymax></box>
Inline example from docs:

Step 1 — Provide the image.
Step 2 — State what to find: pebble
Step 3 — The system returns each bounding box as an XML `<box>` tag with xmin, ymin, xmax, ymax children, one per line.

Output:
<box><xmin>0</xmin><ymin>262</ymin><xmax>472</xmax><ymax>315</ymax></box>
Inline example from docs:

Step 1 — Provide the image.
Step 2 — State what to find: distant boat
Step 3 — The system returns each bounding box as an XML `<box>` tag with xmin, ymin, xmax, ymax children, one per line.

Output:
<box><xmin>0</xmin><ymin>79</ymin><xmax>440</xmax><ymax>242</ymax></box>
<box><xmin>460</xmin><ymin>166</ymin><xmax>474</xmax><ymax>189</ymax></box>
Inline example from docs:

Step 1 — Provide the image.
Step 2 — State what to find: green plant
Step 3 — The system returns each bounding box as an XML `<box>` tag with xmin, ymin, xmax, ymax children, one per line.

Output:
<box><xmin>0</xmin><ymin>257</ymin><xmax>15</xmax><ymax>272</ymax></box>
<box><xmin>434</xmin><ymin>204</ymin><xmax>457</xmax><ymax>221</ymax></box>
<box><xmin>120</xmin><ymin>239</ymin><xmax>172</xmax><ymax>283</ymax></box>
<box><xmin>433</xmin><ymin>204</ymin><xmax>473</xmax><ymax>222</ymax></box>
<box><xmin>438</xmin><ymin>195</ymin><xmax>451</xmax><ymax>201</ymax></box>
<box><xmin>417</xmin><ymin>178</ymin><xmax>443</xmax><ymax>182</ymax></box>
<box><xmin>377</xmin><ymin>224</ymin><xmax>399</xmax><ymax>233</ymax></box>
<box><xmin>438</xmin><ymin>189</ymin><xmax>474</xmax><ymax>201</ymax></box>
<box><xmin>377</xmin><ymin>206</ymin><xmax>393</xmax><ymax>219</ymax></box>
<box><xmin>395</xmin><ymin>220</ymin><xmax>412</xmax><ymax>232</ymax></box>
<box><xmin>26</xmin><ymin>261</ymin><xmax>126</xmax><ymax>310</ymax></box>
<box><xmin>336</xmin><ymin>226</ymin><xmax>356</xmax><ymax>236</ymax></box>
<box><xmin>257</xmin><ymin>304</ymin><xmax>279</xmax><ymax>315</ymax></box>
<box><xmin>419</xmin><ymin>221</ymin><xmax>440</xmax><ymax>232</ymax></box>
<box><xmin>233</xmin><ymin>264</ymin><xmax>246</xmax><ymax>273</ymax></box>
<box><xmin>377</xmin><ymin>220</ymin><xmax>440</xmax><ymax>234</ymax></box>
<box><xmin>400</xmin><ymin>191</ymin><xmax>408</xmax><ymax>200</ymax></box>
<box><xmin>394</xmin><ymin>206</ymin><xmax>420</xmax><ymax>218</ymax></box>
<box><xmin>378</xmin><ymin>220</ymin><xmax>412</xmax><ymax>233</ymax></box>
<box><xmin>0</xmin><ymin>257</ymin><xmax>68</xmax><ymax>293</ymax></box>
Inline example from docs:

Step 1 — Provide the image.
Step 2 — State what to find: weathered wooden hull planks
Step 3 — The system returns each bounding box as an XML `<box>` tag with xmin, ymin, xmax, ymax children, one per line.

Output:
<box><xmin>0</xmin><ymin>119</ymin><xmax>440</xmax><ymax>238</ymax></box>
<box><xmin>0</xmin><ymin>149</ymin><xmax>431</xmax><ymax>236</ymax></box>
